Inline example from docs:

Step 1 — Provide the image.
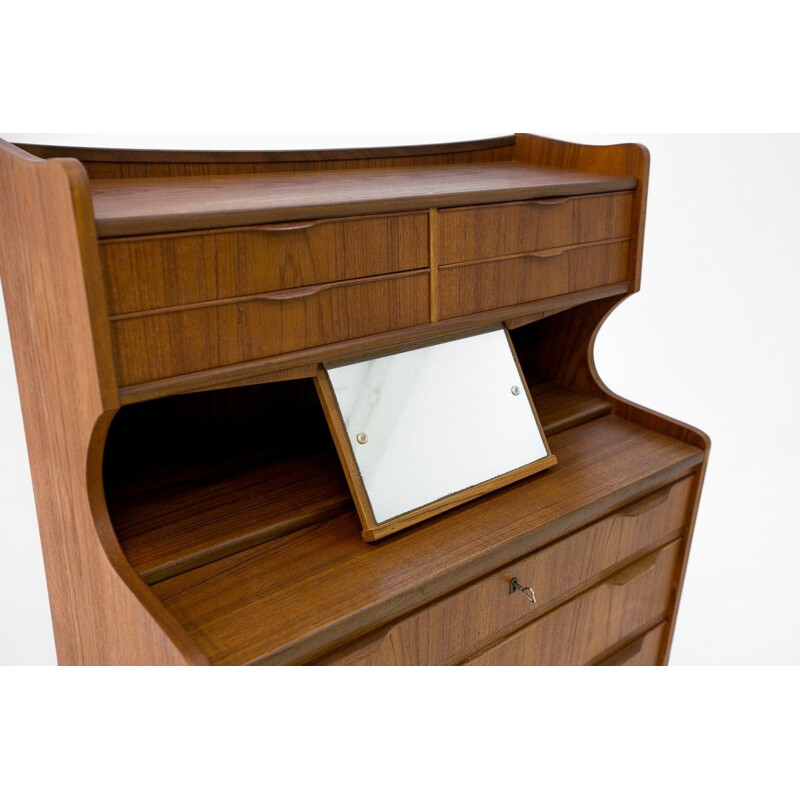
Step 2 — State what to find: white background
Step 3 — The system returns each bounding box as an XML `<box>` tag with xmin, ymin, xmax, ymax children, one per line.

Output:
<box><xmin>1</xmin><ymin>132</ymin><xmax>798</xmax><ymax>666</ymax></box>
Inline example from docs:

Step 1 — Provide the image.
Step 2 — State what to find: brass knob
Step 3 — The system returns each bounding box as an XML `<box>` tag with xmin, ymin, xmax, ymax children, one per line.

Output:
<box><xmin>510</xmin><ymin>578</ymin><xmax>536</xmax><ymax>604</ymax></box>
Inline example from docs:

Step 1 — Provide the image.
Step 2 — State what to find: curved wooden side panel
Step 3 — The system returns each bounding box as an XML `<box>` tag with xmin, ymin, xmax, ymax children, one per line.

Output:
<box><xmin>586</xmin><ymin>299</ymin><xmax>710</xmax><ymax>664</ymax></box>
<box><xmin>513</xmin><ymin>292</ymin><xmax>710</xmax><ymax>667</ymax></box>
<box><xmin>0</xmin><ymin>140</ymin><xmax>206</xmax><ymax>664</ymax></box>
<box><xmin>511</xmin><ymin>134</ymin><xmax>708</xmax><ymax>664</ymax></box>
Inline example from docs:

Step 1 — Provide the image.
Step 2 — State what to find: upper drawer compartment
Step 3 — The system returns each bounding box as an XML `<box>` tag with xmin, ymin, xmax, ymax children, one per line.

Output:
<box><xmin>438</xmin><ymin>192</ymin><xmax>632</xmax><ymax>266</ymax></box>
<box><xmin>321</xmin><ymin>476</ymin><xmax>694</xmax><ymax>666</ymax></box>
<box><xmin>111</xmin><ymin>272</ymin><xmax>430</xmax><ymax>386</ymax></box>
<box><xmin>439</xmin><ymin>238</ymin><xmax>629</xmax><ymax>320</ymax></box>
<box><xmin>100</xmin><ymin>211</ymin><xmax>430</xmax><ymax>315</ymax></box>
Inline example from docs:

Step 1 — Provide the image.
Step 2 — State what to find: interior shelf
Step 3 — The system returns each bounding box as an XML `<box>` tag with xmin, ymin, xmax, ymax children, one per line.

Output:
<box><xmin>113</xmin><ymin>451</ymin><xmax>350</xmax><ymax>584</ymax></box>
<box><xmin>530</xmin><ymin>381</ymin><xmax>611</xmax><ymax>436</ymax></box>
<box><xmin>106</xmin><ymin>377</ymin><xmax>613</xmax><ymax>586</ymax></box>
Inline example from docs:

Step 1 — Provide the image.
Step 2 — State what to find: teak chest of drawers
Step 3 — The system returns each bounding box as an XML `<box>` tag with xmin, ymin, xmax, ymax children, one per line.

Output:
<box><xmin>0</xmin><ymin>134</ymin><xmax>709</xmax><ymax>666</ymax></box>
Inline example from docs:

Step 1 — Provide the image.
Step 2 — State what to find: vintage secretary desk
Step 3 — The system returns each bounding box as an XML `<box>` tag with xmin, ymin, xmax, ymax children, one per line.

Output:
<box><xmin>0</xmin><ymin>134</ymin><xmax>708</xmax><ymax>666</ymax></box>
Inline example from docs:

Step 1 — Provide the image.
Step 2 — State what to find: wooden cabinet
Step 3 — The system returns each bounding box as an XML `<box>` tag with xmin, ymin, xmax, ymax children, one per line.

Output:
<box><xmin>0</xmin><ymin>134</ymin><xmax>709</xmax><ymax>665</ymax></box>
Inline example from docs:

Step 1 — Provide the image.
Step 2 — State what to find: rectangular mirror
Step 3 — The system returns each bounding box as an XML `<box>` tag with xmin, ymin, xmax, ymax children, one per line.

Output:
<box><xmin>316</xmin><ymin>328</ymin><xmax>556</xmax><ymax>541</ymax></box>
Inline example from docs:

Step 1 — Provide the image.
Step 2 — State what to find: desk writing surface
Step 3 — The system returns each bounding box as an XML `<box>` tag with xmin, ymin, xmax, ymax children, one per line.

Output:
<box><xmin>89</xmin><ymin>162</ymin><xmax>637</xmax><ymax>237</ymax></box>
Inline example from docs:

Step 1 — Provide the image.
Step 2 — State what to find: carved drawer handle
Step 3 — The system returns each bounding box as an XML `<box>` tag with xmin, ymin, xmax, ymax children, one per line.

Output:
<box><xmin>620</xmin><ymin>486</ymin><xmax>672</xmax><ymax>518</ymax></box>
<box><xmin>605</xmin><ymin>551</ymin><xmax>659</xmax><ymax>586</ymax></box>
<box><xmin>529</xmin><ymin>246</ymin><xmax>567</xmax><ymax>260</ymax></box>
<box><xmin>600</xmin><ymin>636</ymin><xmax>646</xmax><ymax>666</ymax></box>
<box><xmin>259</xmin><ymin>285</ymin><xmax>327</xmax><ymax>301</ymax></box>
<box><xmin>510</xmin><ymin>578</ymin><xmax>536</xmax><ymax>604</ymax></box>
<box><xmin>532</xmin><ymin>197</ymin><xmax>571</xmax><ymax>206</ymax></box>
<box><xmin>256</xmin><ymin>221</ymin><xmax>318</xmax><ymax>233</ymax></box>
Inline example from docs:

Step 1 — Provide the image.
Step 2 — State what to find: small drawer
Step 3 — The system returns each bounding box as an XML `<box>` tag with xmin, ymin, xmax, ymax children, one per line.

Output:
<box><xmin>439</xmin><ymin>238</ymin><xmax>629</xmax><ymax>319</ymax></box>
<box><xmin>100</xmin><ymin>212</ymin><xmax>429</xmax><ymax>315</ymax></box>
<box><xmin>110</xmin><ymin>271</ymin><xmax>430</xmax><ymax>386</ymax></box>
<box><xmin>438</xmin><ymin>192</ymin><xmax>632</xmax><ymax>266</ymax></box>
<box><xmin>321</xmin><ymin>478</ymin><xmax>693</xmax><ymax>666</ymax></box>
<box><xmin>466</xmin><ymin>540</ymin><xmax>681</xmax><ymax>666</ymax></box>
<box><xmin>595</xmin><ymin>622</ymin><xmax>668</xmax><ymax>666</ymax></box>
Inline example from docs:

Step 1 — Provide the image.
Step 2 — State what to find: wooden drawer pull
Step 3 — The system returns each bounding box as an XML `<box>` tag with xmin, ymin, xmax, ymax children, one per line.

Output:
<box><xmin>531</xmin><ymin>197</ymin><xmax>571</xmax><ymax>206</ymax></box>
<box><xmin>510</xmin><ymin>578</ymin><xmax>536</xmax><ymax>603</ymax></box>
<box><xmin>260</xmin><ymin>285</ymin><xmax>328</xmax><ymax>301</ymax></box>
<box><xmin>621</xmin><ymin>486</ymin><xmax>672</xmax><ymax>518</ymax></box>
<box><xmin>605</xmin><ymin>551</ymin><xmax>660</xmax><ymax>586</ymax></box>
<box><xmin>530</xmin><ymin>246</ymin><xmax>567</xmax><ymax>260</ymax></box>
<box><xmin>256</xmin><ymin>221</ymin><xmax>318</xmax><ymax>232</ymax></box>
<box><xmin>600</xmin><ymin>636</ymin><xmax>646</xmax><ymax>666</ymax></box>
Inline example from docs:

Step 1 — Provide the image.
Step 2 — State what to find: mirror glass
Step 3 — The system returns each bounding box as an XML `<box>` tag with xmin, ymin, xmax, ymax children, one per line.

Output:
<box><xmin>326</xmin><ymin>329</ymin><xmax>550</xmax><ymax>525</ymax></box>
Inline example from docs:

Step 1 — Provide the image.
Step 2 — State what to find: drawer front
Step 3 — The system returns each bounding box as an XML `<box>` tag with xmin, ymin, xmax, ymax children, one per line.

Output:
<box><xmin>101</xmin><ymin>212</ymin><xmax>430</xmax><ymax>315</ymax></box>
<box><xmin>596</xmin><ymin>622</ymin><xmax>667</xmax><ymax>666</ymax></box>
<box><xmin>111</xmin><ymin>272</ymin><xmax>430</xmax><ymax>385</ymax></box>
<box><xmin>466</xmin><ymin>540</ymin><xmax>681</xmax><ymax>666</ymax></box>
<box><xmin>322</xmin><ymin>477</ymin><xmax>693</xmax><ymax>666</ymax></box>
<box><xmin>439</xmin><ymin>239</ymin><xmax>629</xmax><ymax>320</ymax></box>
<box><xmin>438</xmin><ymin>192</ymin><xmax>632</xmax><ymax>266</ymax></box>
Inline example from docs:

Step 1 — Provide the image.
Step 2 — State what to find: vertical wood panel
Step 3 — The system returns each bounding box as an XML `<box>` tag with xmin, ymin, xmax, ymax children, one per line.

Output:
<box><xmin>0</xmin><ymin>140</ymin><xmax>205</xmax><ymax>664</ymax></box>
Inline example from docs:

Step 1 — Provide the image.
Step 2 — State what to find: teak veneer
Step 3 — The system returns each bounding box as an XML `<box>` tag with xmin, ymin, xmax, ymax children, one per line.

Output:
<box><xmin>0</xmin><ymin>134</ymin><xmax>709</xmax><ymax>665</ymax></box>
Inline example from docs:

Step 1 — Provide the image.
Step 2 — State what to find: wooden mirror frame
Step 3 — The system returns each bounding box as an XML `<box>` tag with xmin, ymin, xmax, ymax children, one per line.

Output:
<box><xmin>315</xmin><ymin>327</ymin><xmax>557</xmax><ymax>542</ymax></box>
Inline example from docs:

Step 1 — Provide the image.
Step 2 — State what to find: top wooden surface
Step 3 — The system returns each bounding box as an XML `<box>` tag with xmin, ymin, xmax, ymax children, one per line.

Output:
<box><xmin>88</xmin><ymin>162</ymin><xmax>637</xmax><ymax>238</ymax></box>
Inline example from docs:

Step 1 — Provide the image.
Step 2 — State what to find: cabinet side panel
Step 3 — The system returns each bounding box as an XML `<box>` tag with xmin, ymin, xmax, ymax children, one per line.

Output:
<box><xmin>0</xmin><ymin>140</ymin><xmax>205</xmax><ymax>664</ymax></box>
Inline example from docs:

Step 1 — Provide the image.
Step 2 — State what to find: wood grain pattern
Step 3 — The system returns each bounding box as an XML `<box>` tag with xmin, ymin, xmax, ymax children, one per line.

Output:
<box><xmin>100</xmin><ymin>212</ymin><xmax>429</xmax><ymax>315</ymax></box>
<box><xmin>465</xmin><ymin>541</ymin><xmax>680</xmax><ymax>665</ymax></box>
<box><xmin>87</xmin><ymin>162</ymin><xmax>637</xmax><ymax>237</ymax></box>
<box><xmin>322</xmin><ymin>477</ymin><xmax>693</xmax><ymax>665</ymax></box>
<box><xmin>438</xmin><ymin>192</ymin><xmax>632</xmax><ymax>265</ymax></box>
<box><xmin>150</xmin><ymin>415</ymin><xmax>702</xmax><ymax>665</ymax></box>
<box><xmin>0</xmin><ymin>140</ymin><xmax>204</xmax><ymax>664</ymax></box>
<box><xmin>439</xmin><ymin>239</ymin><xmax>629</xmax><ymax>319</ymax></box>
<box><xmin>111</xmin><ymin>271</ymin><xmax>430</xmax><ymax>385</ymax></box>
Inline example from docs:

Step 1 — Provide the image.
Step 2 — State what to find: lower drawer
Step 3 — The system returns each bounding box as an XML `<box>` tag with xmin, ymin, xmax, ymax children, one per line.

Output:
<box><xmin>595</xmin><ymin>622</ymin><xmax>668</xmax><ymax>666</ymax></box>
<box><xmin>439</xmin><ymin>238</ymin><xmax>629</xmax><ymax>319</ymax></box>
<box><xmin>110</xmin><ymin>271</ymin><xmax>430</xmax><ymax>385</ymax></box>
<box><xmin>466</xmin><ymin>540</ymin><xmax>681</xmax><ymax>666</ymax></box>
<box><xmin>321</xmin><ymin>477</ymin><xmax>693</xmax><ymax>665</ymax></box>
